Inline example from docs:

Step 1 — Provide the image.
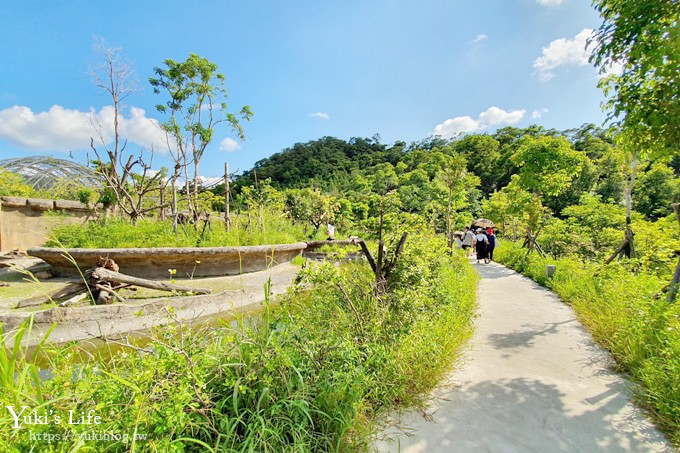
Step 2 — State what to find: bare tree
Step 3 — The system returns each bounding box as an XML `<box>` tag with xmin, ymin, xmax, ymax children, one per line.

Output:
<box><xmin>89</xmin><ymin>39</ymin><xmax>167</xmax><ymax>221</ymax></box>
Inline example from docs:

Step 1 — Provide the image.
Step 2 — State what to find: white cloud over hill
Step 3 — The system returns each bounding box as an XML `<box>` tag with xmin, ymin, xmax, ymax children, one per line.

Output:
<box><xmin>433</xmin><ymin>106</ymin><xmax>526</xmax><ymax>138</ymax></box>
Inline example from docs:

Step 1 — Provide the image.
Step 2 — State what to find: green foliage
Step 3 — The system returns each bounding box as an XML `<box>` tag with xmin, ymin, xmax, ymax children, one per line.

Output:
<box><xmin>482</xmin><ymin>176</ymin><xmax>546</xmax><ymax>240</ymax></box>
<box><xmin>510</xmin><ymin>135</ymin><xmax>587</xmax><ymax>197</ymax></box>
<box><xmin>283</xmin><ymin>187</ymin><xmax>338</xmax><ymax>232</ymax></box>
<box><xmin>454</xmin><ymin>134</ymin><xmax>502</xmax><ymax>193</ymax></box>
<box><xmin>590</xmin><ymin>0</ymin><xmax>680</xmax><ymax>155</ymax></box>
<box><xmin>633</xmin><ymin>162</ymin><xmax>680</xmax><ymax>220</ymax></box>
<box><xmin>0</xmin><ymin>170</ymin><xmax>34</xmax><ymax>197</ymax></box>
<box><xmin>495</xmin><ymin>241</ymin><xmax>680</xmax><ymax>445</ymax></box>
<box><xmin>150</xmin><ymin>53</ymin><xmax>252</xmax><ymax>219</ymax></box>
<box><xmin>2</xmin><ymin>235</ymin><xmax>478</xmax><ymax>451</ymax></box>
<box><xmin>48</xmin><ymin>216</ymin><xmax>304</xmax><ymax>248</ymax></box>
<box><xmin>537</xmin><ymin>195</ymin><xmax>680</xmax><ymax>277</ymax></box>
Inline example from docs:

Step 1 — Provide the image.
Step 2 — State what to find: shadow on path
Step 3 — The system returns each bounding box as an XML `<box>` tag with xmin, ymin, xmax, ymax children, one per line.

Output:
<box><xmin>487</xmin><ymin>319</ymin><xmax>576</xmax><ymax>351</ymax></box>
<box><xmin>382</xmin><ymin>377</ymin><xmax>671</xmax><ymax>452</ymax></box>
<box><xmin>376</xmin><ymin>260</ymin><xmax>673</xmax><ymax>453</ymax></box>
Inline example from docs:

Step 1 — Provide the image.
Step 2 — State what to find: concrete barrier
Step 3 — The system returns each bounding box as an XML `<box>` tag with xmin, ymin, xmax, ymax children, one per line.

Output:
<box><xmin>28</xmin><ymin>243</ymin><xmax>308</xmax><ymax>279</ymax></box>
<box><xmin>0</xmin><ymin>196</ymin><xmax>91</xmax><ymax>252</ymax></box>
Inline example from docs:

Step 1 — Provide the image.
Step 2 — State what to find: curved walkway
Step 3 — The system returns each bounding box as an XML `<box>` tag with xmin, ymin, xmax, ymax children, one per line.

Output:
<box><xmin>377</xmin><ymin>260</ymin><xmax>673</xmax><ymax>452</ymax></box>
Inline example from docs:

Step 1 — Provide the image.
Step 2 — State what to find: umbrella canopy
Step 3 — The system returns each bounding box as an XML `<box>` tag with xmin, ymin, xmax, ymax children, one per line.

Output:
<box><xmin>473</xmin><ymin>218</ymin><xmax>495</xmax><ymax>228</ymax></box>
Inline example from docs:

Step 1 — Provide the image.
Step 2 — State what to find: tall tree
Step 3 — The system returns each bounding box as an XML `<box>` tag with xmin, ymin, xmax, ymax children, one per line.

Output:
<box><xmin>150</xmin><ymin>54</ymin><xmax>253</xmax><ymax>222</ymax></box>
<box><xmin>589</xmin><ymin>0</ymin><xmax>680</xmax><ymax>155</ymax></box>
<box><xmin>510</xmin><ymin>136</ymin><xmax>587</xmax><ymax>198</ymax></box>
<box><xmin>89</xmin><ymin>40</ymin><xmax>165</xmax><ymax>221</ymax></box>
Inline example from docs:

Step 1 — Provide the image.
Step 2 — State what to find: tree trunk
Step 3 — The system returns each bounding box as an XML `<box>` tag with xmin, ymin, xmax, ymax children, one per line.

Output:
<box><xmin>224</xmin><ymin>162</ymin><xmax>231</xmax><ymax>231</ymax></box>
<box><xmin>623</xmin><ymin>150</ymin><xmax>638</xmax><ymax>258</ymax></box>
<box><xmin>446</xmin><ymin>186</ymin><xmax>453</xmax><ymax>249</ymax></box>
<box><xmin>667</xmin><ymin>203</ymin><xmax>680</xmax><ymax>303</ymax></box>
<box><xmin>171</xmin><ymin>165</ymin><xmax>180</xmax><ymax>232</ymax></box>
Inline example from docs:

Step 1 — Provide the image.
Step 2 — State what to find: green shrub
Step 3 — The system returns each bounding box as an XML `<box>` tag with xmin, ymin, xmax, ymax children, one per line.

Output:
<box><xmin>47</xmin><ymin>215</ymin><xmax>305</xmax><ymax>248</ymax></box>
<box><xmin>2</xmin><ymin>234</ymin><xmax>478</xmax><ymax>451</ymax></box>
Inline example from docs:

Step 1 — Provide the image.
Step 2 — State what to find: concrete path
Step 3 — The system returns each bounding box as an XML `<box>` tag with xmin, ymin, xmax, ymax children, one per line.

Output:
<box><xmin>376</xmin><ymin>260</ymin><xmax>674</xmax><ymax>452</ymax></box>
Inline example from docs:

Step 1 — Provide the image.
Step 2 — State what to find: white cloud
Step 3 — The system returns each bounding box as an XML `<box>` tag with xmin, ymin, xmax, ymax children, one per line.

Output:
<box><xmin>219</xmin><ymin>137</ymin><xmax>241</xmax><ymax>152</ymax></box>
<box><xmin>478</xmin><ymin>107</ymin><xmax>525</xmax><ymax>126</ymax></box>
<box><xmin>433</xmin><ymin>106</ymin><xmax>526</xmax><ymax>138</ymax></box>
<box><xmin>473</xmin><ymin>34</ymin><xmax>488</xmax><ymax>43</ymax></box>
<box><xmin>309</xmin><ymin>112</ymin><xmax>330</xmax><ymax>120</ymax></box>
<box><xmin>198</xmin><ymin>176</ymin><xmax>224</xmax><ymax>187</ymax></box>
<box><xmin>533</xmin><ymin>28</ymin><xmax>593</xmax><ymax>82</ymax></box>
<box><xmin>0</xmin><ymin>104</ymin><xmax>168</xmax><ymax>152</ymax></box>
<box><xmin>434</xmin><ymin>116</ymin><xmax>480</xmax><ymax>137</ymax></box>
<box><xmin>536</xmin><ymin>0</ymin><xmax>565</xmax><ymax>5</ymax></box>
<box><xmin>532</xmin><ymin>108</ymin><xmax>549</xmax><ymax>119</ymax></box>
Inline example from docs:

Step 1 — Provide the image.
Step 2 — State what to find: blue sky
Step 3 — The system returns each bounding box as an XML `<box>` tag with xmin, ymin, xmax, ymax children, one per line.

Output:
<box><xmin>0</xmin><ymin>0</ymin><xmax>607</xmax><ymax>182</ymax></box>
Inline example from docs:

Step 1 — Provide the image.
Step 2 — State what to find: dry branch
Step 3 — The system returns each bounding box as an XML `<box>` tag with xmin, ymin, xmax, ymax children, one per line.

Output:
<box><xmin>87</xmin><ymin>267</ymin><xmax>211</xmax><ymax>295</ymax></box>
<box><xmin>18</xmin><ymin>282</ymin><xmax>88</xmax><ymax>308</ymax></box>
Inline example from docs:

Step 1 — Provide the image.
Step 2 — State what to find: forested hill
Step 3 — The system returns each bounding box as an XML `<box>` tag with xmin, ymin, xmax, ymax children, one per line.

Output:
<box><xmin>234</xmin><ymin>136</ymin><xmax>407</xmax><ymax>190</ymax></box>
<box><xmin>229</xmin><ymin>124</ymin><xmax>679</xmax><ymax>221</ymax></box>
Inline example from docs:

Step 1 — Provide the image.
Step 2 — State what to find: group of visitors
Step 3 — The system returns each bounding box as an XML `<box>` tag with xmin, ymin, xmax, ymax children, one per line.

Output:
<box><xmin>457</xmin><ymin>226</ymin><xmax>496</xmax><ymax>264</ymax></box>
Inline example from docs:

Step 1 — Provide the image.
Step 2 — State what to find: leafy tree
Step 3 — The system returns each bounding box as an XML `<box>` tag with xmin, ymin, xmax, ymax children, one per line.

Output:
<box><xmin>150</xmin><ymin>53</ymin><xmax>252</xmax><ymax>222</ymax></box>
<box><xmin>594</xmin><ymin>147</ymin><xmax>627</xmax><ymax>203</ymax></box>
<box><xmin>0</xmin><ymin>170</ymin><xmax>34</xmax><ymax>197</ymax></box>
<box><xmin>454</xmin><ymin>134</ymin><xmax>502</xmax><ymax>193</ymax></box>
<box><xmin>633</xmin><ymin>162</ymin><xmax>680</xmax><ymax>220</ymax></box>
<box><xmin>483</xmin><ymin>175</ymin><xmax>548</xmax><ymax>253</ymax></box>
<box><xmin>590</xmin><ymin>0</ymin><xmax>680</xmax><ymax>155</ymax></box>
<box><xmin>436</xmin><ymin>153</ymin><xmax>480</xmax><ymax>247</ymax></box>
<box><xmin>367</xmin><ymin>163</ymin><xmax>399</xmax><ymax>195</ymax></box>
<box><xmin>544</xmin><ymin>157</ymin><xmax>598</xmax><ymax>215</ymax></box>
<box><xmin>284</xmin><ymin>188</ymin><xmax>337</xmax><ymax>234</ymax></box>
<box><xmin>510</xmin><ymin>136</ymin><xmax>587</xmax><ymax>198</ymax></box>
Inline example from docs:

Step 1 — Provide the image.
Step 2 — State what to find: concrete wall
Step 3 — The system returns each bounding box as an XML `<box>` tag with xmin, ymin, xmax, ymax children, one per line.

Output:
<box><xmin>0</xmin><ymin>197</ymin><xmax>92</xmax><ymax>252</ymax></box>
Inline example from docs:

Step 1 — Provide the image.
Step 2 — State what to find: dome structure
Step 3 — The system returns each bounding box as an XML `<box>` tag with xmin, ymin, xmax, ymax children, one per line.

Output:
<box><xmin>0</xmin><ymin>157</ymin><xmax>102</xmax><ymax>191</ymax></box>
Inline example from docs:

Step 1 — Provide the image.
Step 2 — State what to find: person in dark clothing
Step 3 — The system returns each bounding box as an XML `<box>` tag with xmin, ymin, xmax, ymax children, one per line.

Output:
<box><xmin>486</xmin><ymin>227</ymin><xmax>496</xmax><ymax>262</ymax></box>
<box><xmin>474</xmin><ymin>228</ymin><xmax>488</xmax><ymax>264</ymax></box>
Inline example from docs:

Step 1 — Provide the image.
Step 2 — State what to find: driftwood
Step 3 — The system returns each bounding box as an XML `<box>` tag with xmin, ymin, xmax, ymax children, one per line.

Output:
<box><xmin>60</xmin><ymin>292</ymin><xmax>89</xmax><ymax>307</ymax></box>
<box><xmin>17</xmin><ymin>282</ymin><xmax>88</xmax><ymax>308</ymax></box>
<box><xmin>87</xmin><ymin>267</ymin><xmax>211</xmax><ymax>295</ymax></box>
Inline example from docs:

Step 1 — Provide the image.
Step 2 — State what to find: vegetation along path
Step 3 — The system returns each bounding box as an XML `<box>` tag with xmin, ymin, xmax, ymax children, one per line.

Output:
<box><xmin>377</xmin><ymin>260</ymin><xmax>673</xmax><ymax>452</ymax></box>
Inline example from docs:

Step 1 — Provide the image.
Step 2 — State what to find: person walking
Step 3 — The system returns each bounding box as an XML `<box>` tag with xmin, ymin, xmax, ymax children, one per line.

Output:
<box><xmin>474</xmin><ymin>228</ymin><xmax>489</xmax><ymax>264</ymax></box>
<box><xmin>462</xmin><ymin>227</ymin><xmax>474</xmax><ymax>255</ymax></box>
<box><xmin>486</xmin><ymin>227</ymin><xmax>496</xmax><ymax>262</ymax></box>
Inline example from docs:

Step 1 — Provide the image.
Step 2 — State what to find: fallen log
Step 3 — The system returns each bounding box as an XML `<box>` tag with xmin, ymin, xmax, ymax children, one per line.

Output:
<box><xmin>17</xmin><ymin>282</ymin><xmax>88</xmax><ymax>308</ymax></box>
<box><xmin>87</xmin><ymin>267</ymin><xmax>211</xmax><ymax>295</ymax></box>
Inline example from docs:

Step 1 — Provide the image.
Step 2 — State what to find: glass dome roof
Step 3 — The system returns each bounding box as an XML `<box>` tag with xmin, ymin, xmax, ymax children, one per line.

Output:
<box><xmin>0</xmin><ymin>157</ymin><xmax>102</xmax><ymax>191</ymax></box>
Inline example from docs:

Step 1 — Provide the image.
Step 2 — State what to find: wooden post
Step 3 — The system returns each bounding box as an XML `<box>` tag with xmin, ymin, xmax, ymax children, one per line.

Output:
<box><xmin>224</xmin><ymin>162</ymin><xmax>231</xmax><ymax>231</ymax></box>
<box><xmin>159</xmin><ymin>182</ymin><xmax>165</xmax><ymax>220</ymax></box>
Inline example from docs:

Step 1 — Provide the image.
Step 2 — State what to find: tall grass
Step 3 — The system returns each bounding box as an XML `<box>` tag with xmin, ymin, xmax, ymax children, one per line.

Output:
<box><xmin>496</xmin><ymin>241</ymin><xmax>680</xmax><ymax>446</ymax></box>
<box><xmin>47</xmin><ymin>214</ymin><xmax>318</xmax><ymax>249</ymax></box>
<box><xmin>1</xmin><ymin>234</ymin><xmax>478</xmax><ymax>451</ymax></box>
